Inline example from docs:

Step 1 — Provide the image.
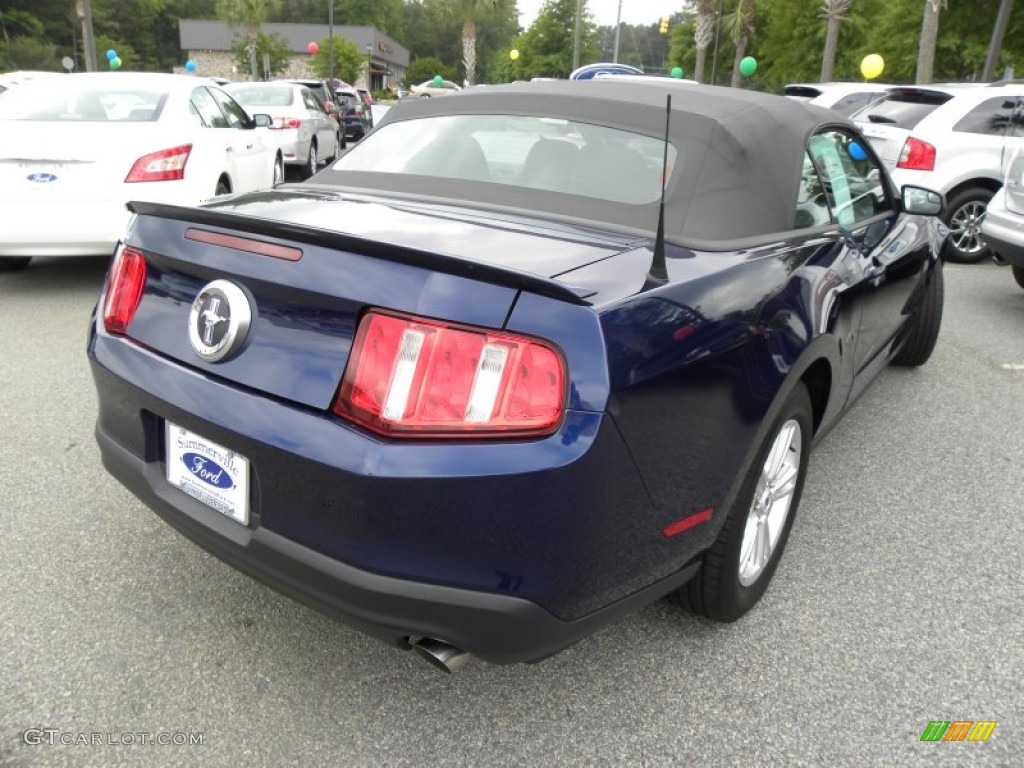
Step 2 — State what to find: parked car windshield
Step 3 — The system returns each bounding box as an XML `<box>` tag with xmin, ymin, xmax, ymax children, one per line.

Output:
<box><xmin>851</xmin><ymin>88</ymin><xmax>953</xmax><ymax>129</ymax></box>
<box><xmin>227</xmin><ymin>85</ymin><xmax>296</xmax><ymax>107</ymax></box>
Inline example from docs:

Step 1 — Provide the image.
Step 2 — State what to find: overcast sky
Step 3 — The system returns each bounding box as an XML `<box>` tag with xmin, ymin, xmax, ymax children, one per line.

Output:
<box><xmin>517</xmin><ymin>0</ymin><xmax>684</xmax><ymax>29</ymax></box>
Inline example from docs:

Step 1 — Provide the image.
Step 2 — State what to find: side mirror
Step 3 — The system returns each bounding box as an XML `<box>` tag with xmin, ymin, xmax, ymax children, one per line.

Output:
<box><xmin>901</xmin><ymin>185</ymin><xmax>944</xmax><ymax>216</ymax></box>
<box><xmin>252</xmin><ymin>113</ymin><xmax>273</xmax><ymax>128</ymax></box>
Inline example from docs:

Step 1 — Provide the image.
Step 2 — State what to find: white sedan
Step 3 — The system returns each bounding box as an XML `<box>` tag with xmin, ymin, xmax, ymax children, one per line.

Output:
<box><xmin>409</xmin><ymin>79</ymin><xmax>463</xmax><ymax>98</ymax></box>
<box><xmin>0</xmin><ymin>72</ymin><xmax>283</xmax><ymax>270</ymax></box>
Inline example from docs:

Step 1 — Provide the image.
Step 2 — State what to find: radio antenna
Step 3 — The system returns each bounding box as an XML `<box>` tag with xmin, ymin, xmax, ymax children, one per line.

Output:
<box><xmin>646</xmin><ymin>93</ymin><xmax>671</xmax><ymax>285</ymax></box>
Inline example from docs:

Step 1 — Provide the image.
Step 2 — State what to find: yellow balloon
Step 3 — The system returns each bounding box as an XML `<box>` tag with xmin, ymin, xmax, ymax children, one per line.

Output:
<box><xmin>861</xmin><ymin>53</ymin><xmax>884</xmax><ymax>80</ymax></box>
<box><xmin>510</xmin><ymin>49</ymin><xmax>520</xmax><ymax>61</ymax></box>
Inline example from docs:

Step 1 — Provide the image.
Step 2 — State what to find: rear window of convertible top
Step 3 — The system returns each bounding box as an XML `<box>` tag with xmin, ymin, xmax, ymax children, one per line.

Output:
<box><xmin>332</xmin><ymin>114</ymin><xmax>678</xmax><ymax>206</ymax></box>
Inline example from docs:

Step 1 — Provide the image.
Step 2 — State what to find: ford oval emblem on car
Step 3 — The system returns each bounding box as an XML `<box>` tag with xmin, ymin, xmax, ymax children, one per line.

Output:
<box><xmin>188</xmin><ymin>279</ymin><xmax>252</xmax><ymax>362</ymax></box>
<box><xmin>27</xmin><ymin>173</ymin><xmax>58</xmax><ymax>183</ymax></box>
<box><xmin>181</xmin><ymin>452</ymin><xmax>234</xmax><ymax>489</ymax></box>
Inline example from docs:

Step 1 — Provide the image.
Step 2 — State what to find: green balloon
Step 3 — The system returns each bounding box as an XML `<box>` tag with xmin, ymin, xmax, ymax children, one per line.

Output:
<box><xmin>432</xmin><ymin>74</ymin><xmax>443</xmax><ymax>86</ymax></box>
<box><xmin>739</xmin><ymin>56</ymin><xmax>757</xmax><ymax>77</ymax></box>
<box><xmin>110</xmin><ymin>57</ymin><xmax>122</xmax><ymax>70</ymax></box>
<box><xmin>670</xmin><ymin>66</ymin><xmax>684</xmax><ymax>79</ymax></box>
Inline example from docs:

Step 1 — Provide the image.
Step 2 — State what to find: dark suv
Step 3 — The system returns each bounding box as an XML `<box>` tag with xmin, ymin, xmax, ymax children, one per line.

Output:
<box><xmin>334</xmin><ymin>85</ymin><xmax>372</xmax><ymax>140</ymax></box>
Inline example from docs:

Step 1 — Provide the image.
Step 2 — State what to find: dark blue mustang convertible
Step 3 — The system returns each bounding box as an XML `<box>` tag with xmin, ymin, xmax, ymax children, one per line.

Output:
<box><xmin>89</xmin><ymin>80</ymin><xmax>946</xmax><ymax>671</ymax></box>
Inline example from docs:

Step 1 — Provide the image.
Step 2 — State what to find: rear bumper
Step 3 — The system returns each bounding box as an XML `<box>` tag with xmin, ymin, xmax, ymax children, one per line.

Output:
<box><xmin>0</xmin><ymin>199</ymin><xmax>125</xmax><ymax>257</ymax></box>
<box><xmin>89</xmin><ymin>320</ymin><xmax>706</xmax><ymax>663</ymax></box>
<box><xmin>96</xmin><ymin>422</ymin><xmax>699</xmax><ymax>664</ymax></box>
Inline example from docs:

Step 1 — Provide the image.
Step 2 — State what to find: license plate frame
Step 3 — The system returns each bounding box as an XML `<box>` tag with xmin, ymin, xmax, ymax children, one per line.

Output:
<box><xmin>165</xmin><ymin>422</ymin><xmax>250</xmax><ymax>525</ymax></box>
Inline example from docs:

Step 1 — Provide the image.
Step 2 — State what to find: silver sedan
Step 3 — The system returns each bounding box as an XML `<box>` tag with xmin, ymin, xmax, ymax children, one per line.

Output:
<box><xmin>226</xmin><ymin>82</ymin><xmax>342</xmax><ymax>179</ymax></box>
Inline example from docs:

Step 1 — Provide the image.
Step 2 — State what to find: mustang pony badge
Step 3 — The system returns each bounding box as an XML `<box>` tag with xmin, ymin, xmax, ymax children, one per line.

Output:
<box><xmin>188</xmin><ymin>280</ymin><xmax>252</xmax><ymax>361</ymax></box>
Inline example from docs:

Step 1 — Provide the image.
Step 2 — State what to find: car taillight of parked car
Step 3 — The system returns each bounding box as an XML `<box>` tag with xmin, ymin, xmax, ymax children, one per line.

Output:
<box><xmin>270</xmin><ymin>118</ymin><xmax>303</xmax><ymax>130</ymax></box>
<box><xmin>333</xmin><ymin>309</ymin><xmax>566</xmax><ymax>438</ymax></box>
<box><xmin>124</xmin><ymin>144</ymin><xmax>192</xmax><ymax>182</ymax></box>
<box><xmin>103</xmin><ymin>245</ymin><xmax>147</xmax><ymax>335</ymax></box>
<box><xmin>897</xmin><ymin>137</ymin><xmax>936</xmax><ymax>171</ymax></box>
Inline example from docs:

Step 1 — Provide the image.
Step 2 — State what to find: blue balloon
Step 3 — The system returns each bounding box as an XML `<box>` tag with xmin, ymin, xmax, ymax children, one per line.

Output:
<box><xmin>848</xmin><ymin>141</ymin><xmax>867</xmax><ymax>162</ymax></box>
<box><xmin>106</xmin><ymin>49</ymin><xmax>117</xmax><ymax>61</ymax></box>
<box><xmin>185</xmin><ymin>60</ymin><xmax>197</xmax><ymax>73</ymax></box>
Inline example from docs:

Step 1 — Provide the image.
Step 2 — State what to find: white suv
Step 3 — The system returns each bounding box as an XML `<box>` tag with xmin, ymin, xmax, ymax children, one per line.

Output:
<box><xmin>853</xmin><ymin>82</ymin><xmax>1024</xmax><ymax>262</ymax></box>
<box><xmin>783</xmin><ymin>82</ymin><xmax>892</xmax><ymax>117</ymax></box>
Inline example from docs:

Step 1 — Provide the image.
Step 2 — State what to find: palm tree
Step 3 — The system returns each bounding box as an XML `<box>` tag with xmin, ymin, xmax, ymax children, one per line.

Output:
<box><xmin>916</xmin><ymin>0</ymin><xmax>944</xmax><ymax>84</ymax></box>
<box><xmin>693</xmin><ymin>0</ymin><xmax>716</xmax><ymax>83</ymax></box>
<box><xmin>442</xmin><ymin>0</ymin><xmax>499</xmax><ymax>86</ymax></box>
<box><xmin>819</xmin><ymin>0</ymin><xmax>852</xmax><ymax>83</ymax></box>
<box><xmin>728</xmin><ymin>0</ymin><xmax>755</xmax><ymax>88</ymax></box>
<box><xmin>217</xmin><ymin>0</ymin><xmax>280</xmax><ymax>80</ymax></box>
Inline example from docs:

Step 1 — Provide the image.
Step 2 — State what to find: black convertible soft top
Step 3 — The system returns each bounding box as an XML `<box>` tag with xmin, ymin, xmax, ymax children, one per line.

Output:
<box><xmin>317</xmin><ymin>79</ymin><xmax>850</xmax><ymax>244</ymax></box>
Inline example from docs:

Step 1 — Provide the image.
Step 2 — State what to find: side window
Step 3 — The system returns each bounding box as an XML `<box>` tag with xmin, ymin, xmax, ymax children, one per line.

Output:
<box><xmin>953</xmin><ymin>96</ymin><xmax>1018</xmax><ymax>136</ymax></box>
<box><xmin>304</xmin><ymin>90</ymin><xmax>324</xmax><ymax>113</ymax></box>
<box><xmin>795</xmin><ymin>152</ymin><xmax>831</xmax><ymax>229</ymax></box>
<box><xmin>807</xmin><ymin>130</ymin><xmax>891</xmax><ymax>227</ymax></box>
<box><xmin>190</xmin><ymin>87</ymin><xmax>228</xmax><ymax>128</ymax></box>
<box><xmin>211</xmin><ymin>87</ymin><xmax>249</xmax><ymax>128</ymax></box>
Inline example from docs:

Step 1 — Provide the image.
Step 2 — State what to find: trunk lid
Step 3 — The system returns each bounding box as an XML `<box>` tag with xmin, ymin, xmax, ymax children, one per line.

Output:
<box><xmin>120</xmin><ymin>189</ymin><xmax>650</xmax><ymax>410</ymax></box>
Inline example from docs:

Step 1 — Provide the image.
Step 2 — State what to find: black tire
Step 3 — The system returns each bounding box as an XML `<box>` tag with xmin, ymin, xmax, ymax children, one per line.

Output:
<box><xmin>672</xmin><ymin>382</ymin><xmax>812</xmax><ymax>622</ymax></box>
<box><xmin>300</xmin><ymin>142</ymin><xmax>317</xmax><ymax>180</ymax></box>
<box><xmin>215</xmin><ymin>179</ymin><xmax>230</xmax><ymax>196</ymax></box>
<box><xmin>942</xmin><ymin>186</ymin><xmax>994</xmax><ymax>263</ymax></box>
<box><xmin>272</xmin><ymin>154</ymin><xmax>284</xmax><ymax>186</ymax></box>
<box><xmin>1013</xmin><ymin>266</ymin><xmax>1024</xmax><ymax>290</ymax></box>
<box><xmin>892</xmin><ymin>260</ymin><xmax>944</xmax><ymax>366</ymax></box>
<box><xmin>0</xmin><ymin>257</ymin><xmax>31</xmax><ymax>271</ymax></box>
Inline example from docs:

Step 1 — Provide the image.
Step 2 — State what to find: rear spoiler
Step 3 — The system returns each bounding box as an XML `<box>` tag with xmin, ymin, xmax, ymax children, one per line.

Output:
<box><xmin>127</xmin><ymin>201</ymin><xmax>595</xmax><ymax>306</ymax></box>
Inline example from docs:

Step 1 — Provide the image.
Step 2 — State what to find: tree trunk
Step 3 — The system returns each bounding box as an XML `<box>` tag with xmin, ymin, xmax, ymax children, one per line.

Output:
<box><xmin>820</xmin><ymin>17</ymin><xmax>841</xmax><ymax>82</ymax></box>
<box><xmin>694</xmin><ymin>1</ymin><xmax>715</xmax><ymax>84</ymax></box>
<box><xmin>248</xmin><ymin>26</ymin><xmax>258</xmax><ymax>80</ymax></box>
<box><xmin>916</xmin><ymin>0</ymin><xmax>941</xmax><ymax>84</ymax></box>
<box><xmin>730</xmin><ymin>38</ymin><xmax>747</xmax><ymax>88</ymax></box>
<box><xmin>694</xmin><ymin>46</ymin><xmax>708</xmax><ymax>83</ymax></box>
<box><xmin>462</xmin><ymin>18</ymin><xmax>476</xmax><ymax>86</ymax></box>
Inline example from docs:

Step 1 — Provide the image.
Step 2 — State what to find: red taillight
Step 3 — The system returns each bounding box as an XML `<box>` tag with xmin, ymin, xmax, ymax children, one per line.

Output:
<box><xmin>124</xmin><ymin>144</ymin><xmax>191</xmax><ymax>182</ymax></box>
<box><xmin>897</xmin><ymin>137</ymin><xmax>936</xmax><ymax>171</ymax></box>
<box><xmin>103</xmin><ymin>245</ymin><xmax>147</xmax><ymax>334</ymax></box>
<box><xmin>332</xmin><ymin>310</ymin><xmax>566</xmax><ymax>438</ymax></box>
<box><xmin>270</xmin><ymin>118</ymin><xmax>302</xmax><ymax>130</ymax></box>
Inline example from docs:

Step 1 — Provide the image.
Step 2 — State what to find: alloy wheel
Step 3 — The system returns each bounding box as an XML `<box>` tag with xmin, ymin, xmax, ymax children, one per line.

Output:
<box><xmin>948</xmin><ymin>200</ymin><xmax>988</xmax><ymax>256</ymax></box>
<box><xmin>738</xmin><ymin>419</ymin><xmax>802</xmax><ymax>587</ymax></box>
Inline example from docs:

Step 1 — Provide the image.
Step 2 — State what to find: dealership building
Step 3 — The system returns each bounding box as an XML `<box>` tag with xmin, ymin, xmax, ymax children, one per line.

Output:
<box><xmin>177</xmin><ymin>20</ymin><xmax>409</xmax><ymax>90</ymax></box>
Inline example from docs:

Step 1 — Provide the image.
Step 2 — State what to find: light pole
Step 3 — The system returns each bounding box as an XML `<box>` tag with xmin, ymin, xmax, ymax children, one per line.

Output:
<box><xmin>572</xmin><ymin>0</ymin><xmax>584</xmax><ymax>71</ymax></box>
<box><xmin>612</xmin><ymin>0</ymin><xmax>622</xmax><ymax>63</ymax></box>
<box><xmin>328</xmin><ymin>0</ymin><xmax>334</xmax><ymax>82</ymax></box>
<box><xmin>366</xmin><ymin>43</ymin><xmax>373</xmax><ymax>91</ymax></box>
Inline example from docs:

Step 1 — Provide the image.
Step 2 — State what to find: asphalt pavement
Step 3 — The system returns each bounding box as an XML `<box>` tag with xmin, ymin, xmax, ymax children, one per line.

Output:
<box><xmin>0</xmin><ymin>257</ymin><xmax>1021</xmax><ymax>766</ymax></box>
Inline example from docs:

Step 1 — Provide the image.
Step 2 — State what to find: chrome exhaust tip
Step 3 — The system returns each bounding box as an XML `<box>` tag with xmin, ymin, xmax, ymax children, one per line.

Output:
<box><xmin>992</xmin><ymin>251</ymin><xmax>1008</xmax><ymax>266</ymax></box>
<box><xmin>411</xmin><ymin>637</ymin><xmax>471</xmax><ymax>673</ymax></box>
